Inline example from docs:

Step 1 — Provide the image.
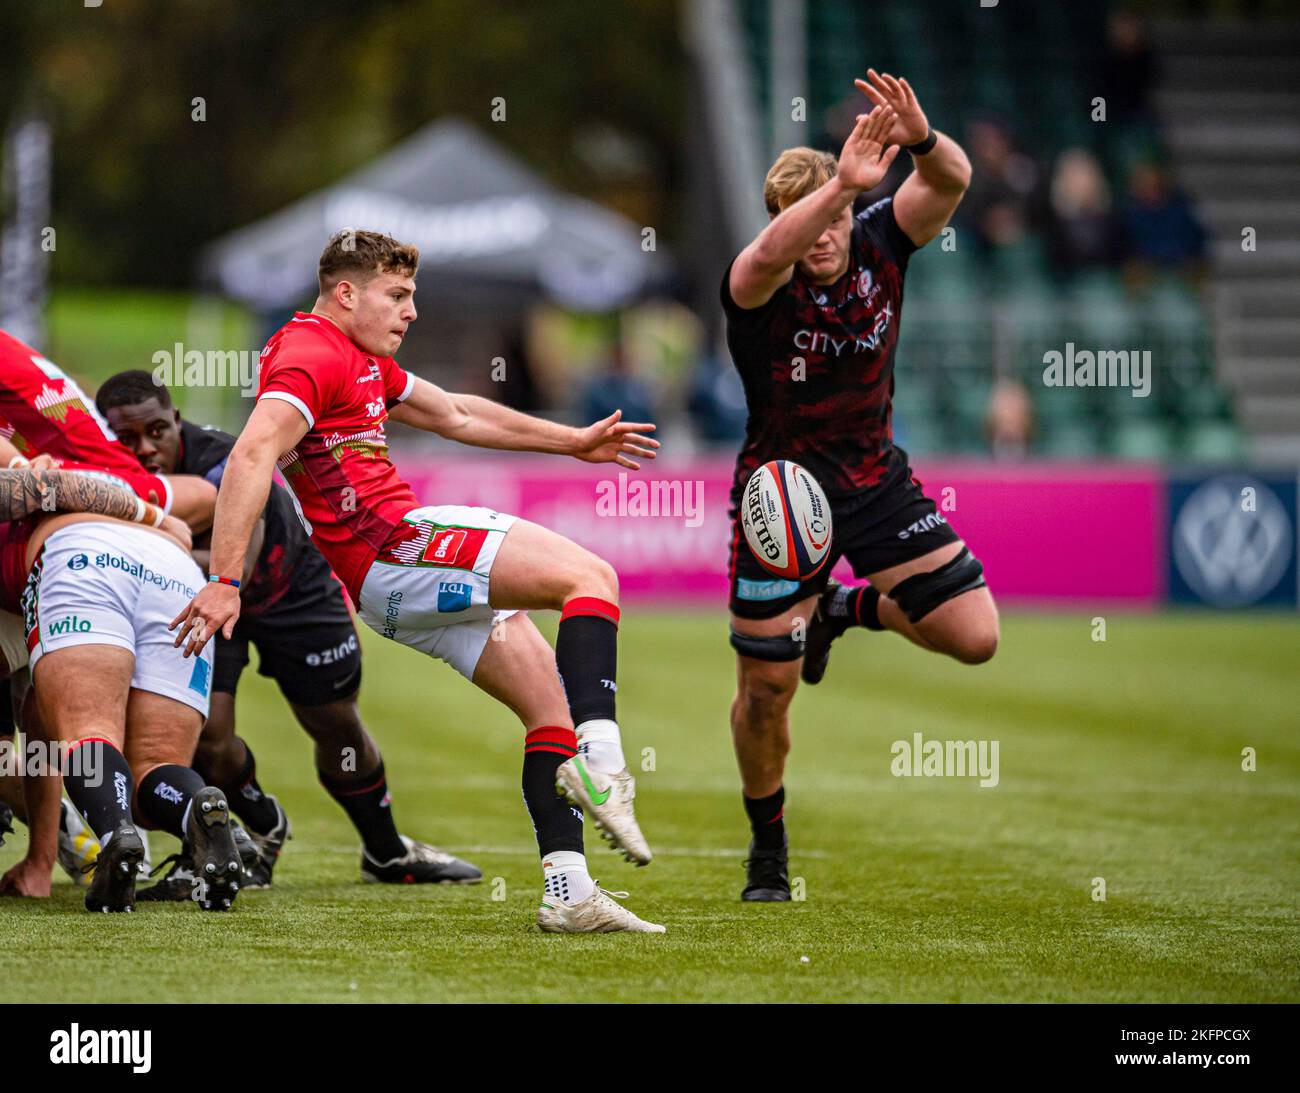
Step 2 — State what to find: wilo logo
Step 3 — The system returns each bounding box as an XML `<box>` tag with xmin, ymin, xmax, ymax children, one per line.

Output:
<box><xmin>47</xmin><ymin>614</ymin><xmax>92</xmax><ymax>636</ymax></box>
<box><xmin>151</xmin><ymin>344</ymin><xmax>260</xmax><ymax>397</ymax></box>
<box><xmin>1042</xmin><ymin>343</ymin><xmax>1151</xmax><ymax>398</ymax></box>
<box><xmin>595</xmin><ymin>472</ymin><xmax>703</xmax><ymax>528</ymax></box>
<box><xmin>891</xmin><ymin>732</ymin><xmax>1000</xmax><ymax>788</ymax></box>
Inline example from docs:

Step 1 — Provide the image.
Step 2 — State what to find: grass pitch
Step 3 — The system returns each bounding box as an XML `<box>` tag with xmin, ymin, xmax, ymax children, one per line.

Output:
<box><xmin>3</xmin><ymin>611</ymin><xmax>1297</xmax><ymax>1003</ymax></box>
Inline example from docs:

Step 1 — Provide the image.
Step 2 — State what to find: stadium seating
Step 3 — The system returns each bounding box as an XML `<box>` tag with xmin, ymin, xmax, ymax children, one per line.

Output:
<box><xmin>733</xmin><ymin>0</ymin><xmax>1244</xmax><ymax>462</ymax></box>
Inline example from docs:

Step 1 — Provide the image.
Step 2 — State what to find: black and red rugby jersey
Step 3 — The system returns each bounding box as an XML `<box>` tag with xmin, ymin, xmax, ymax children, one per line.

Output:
<box><xmin>721</xmin><ymin>196</ymin><xmax>918</xmax><ymax>511</ymax></box>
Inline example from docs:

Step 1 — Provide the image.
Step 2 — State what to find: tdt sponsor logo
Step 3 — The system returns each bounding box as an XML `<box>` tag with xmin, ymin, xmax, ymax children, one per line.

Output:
<box><xmin>49</xmin><ymin>1024</ymin><xmax>151</xmax><ymax>1073</ymax></box>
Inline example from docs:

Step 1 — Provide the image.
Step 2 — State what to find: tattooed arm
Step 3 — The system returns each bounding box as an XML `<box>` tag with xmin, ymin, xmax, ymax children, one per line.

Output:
<box><xmin>0</xmin><ymin>468</ymin><xmax>157</xmax><ymax>524</ymax></box>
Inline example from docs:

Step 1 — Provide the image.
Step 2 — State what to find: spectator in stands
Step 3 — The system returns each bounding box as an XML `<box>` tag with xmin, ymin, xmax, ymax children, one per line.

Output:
<box><xmin>1046</xmin><ymin>148</ymin><xmax>1122</xmax><ymax>277</ymax></box>
<box><xmin>687</xmin><ymin>336</ymin><xmax>747</xmax><ymax>445</ymax></box>
<box><xmin>959</xmin><ymin>117</ymin><xmax>1043</xmax><ymax>257</ymax></box>
<box><xmin>1121</xmin><ymin>160</ymin><xmax>1207</xmax><ymax>281</ymax></box>
<box><xmin>984</xmin><ymin>377</ymin><xmax>1035</xmax><ymax>461</ymax></box>
<box><xmin>579</xmin><ymin>340</ymin><xmax>657</xmax><ymax>428</ymax></box>
<box><xmin>1103</xmin><ymin>11</ymin><xmax>1157</xmax><ymax>126</ymax></box>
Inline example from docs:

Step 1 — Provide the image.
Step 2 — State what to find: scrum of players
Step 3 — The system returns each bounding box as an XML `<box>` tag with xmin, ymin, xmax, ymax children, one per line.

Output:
<box><xmin>0</xmin><ymin>227</ymin><xmax>663</xmax><ymax>932</ymax></box>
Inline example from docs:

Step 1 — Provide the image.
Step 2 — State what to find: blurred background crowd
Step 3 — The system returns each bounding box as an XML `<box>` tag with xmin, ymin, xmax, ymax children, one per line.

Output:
<box><xmin>1</xmin><ymin>0</ymin><xmax>1295</xmax><ymax>465</ymax></box>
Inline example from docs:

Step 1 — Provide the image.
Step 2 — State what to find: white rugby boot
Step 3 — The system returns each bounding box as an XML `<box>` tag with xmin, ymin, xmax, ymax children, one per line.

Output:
<box><xmin>537</xmin><ymin>883</ymin><xmax>666</xmax><ymax>934</ymax></box>
<box><xmin>555</xmin><ymin>756</ymin><xmax>651</xmax><ymax>866</ymax></box>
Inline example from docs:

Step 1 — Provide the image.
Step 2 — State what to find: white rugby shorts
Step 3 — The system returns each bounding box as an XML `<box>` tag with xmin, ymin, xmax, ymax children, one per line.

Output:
<box><xmin>357</xmin><ymin>505</ymin><xmax>518</xmax><ymax>681</ymax></box>
<box><xmin>25</xmin><ymin>522</ymin><xmax>215</xmax><ymax>716</ymax></box>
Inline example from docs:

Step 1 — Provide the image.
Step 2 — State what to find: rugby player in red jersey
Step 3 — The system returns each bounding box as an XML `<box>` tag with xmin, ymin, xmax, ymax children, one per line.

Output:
<box><xmin>97</xmin><ymin>372</ymin><xmax>481</xmax><ymax>890</ymax></box>
<box><xmin>0</xmin><ymin>330</ymin><xmax>216</xmax><ymax>529</ymax></box>
<box><xmin>172</xmin><ymin>231</ymin><xmax>664</xmax><ymax>933</ymax></box>
<box><xmin>722</xmin><ymin>75</ymin><xmax>999</xmax><ymax>901</ymax></box>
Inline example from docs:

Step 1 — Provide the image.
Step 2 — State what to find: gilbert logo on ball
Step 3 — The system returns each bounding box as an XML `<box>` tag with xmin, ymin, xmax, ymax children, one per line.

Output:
<box><xmin>741</xmin><ymin>460</ymin><xmax>832</xmax><ymax>580</ymax></box>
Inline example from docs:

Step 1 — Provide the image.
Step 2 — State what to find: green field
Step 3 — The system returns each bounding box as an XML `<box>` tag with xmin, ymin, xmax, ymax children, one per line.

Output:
<box><xmin>3</xmin><ymin>612</ymin><xmax>1298</xmax><ymax>1003</ymax></box>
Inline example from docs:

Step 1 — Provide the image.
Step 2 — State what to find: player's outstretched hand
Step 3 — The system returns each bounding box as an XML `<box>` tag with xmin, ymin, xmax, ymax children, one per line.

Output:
<box><xmin>170</xmin><ymin>580</ymin><xmax>240</xmax><ymax>658</ymax></box>
<box><xmin>836</xmin><ymin>104</ymin><xmax>902</xmax><ymax>194</ymax></box>
<box><xmin>573</xmin><ymin>410</ymin><xmax>659</xmax><ymax>470</ymax></box>
<box><xmin>855</xmin><ymin>69</ymin><xmax>930</xmax><ymax>147</ymax></box>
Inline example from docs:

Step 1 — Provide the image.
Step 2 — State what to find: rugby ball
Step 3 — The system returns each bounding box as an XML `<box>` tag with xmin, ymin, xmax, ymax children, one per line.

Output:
<box><xmin>741</xmin><ymin>460</ymin><xmax>832</xmax><ymax>580</ymax></box>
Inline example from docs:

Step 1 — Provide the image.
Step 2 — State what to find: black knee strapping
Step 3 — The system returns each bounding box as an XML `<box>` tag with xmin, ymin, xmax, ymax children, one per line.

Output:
<box><xmin>889</xmin><ymin>547</ymin><xmax>987</xmax><ymax>623</ymax></box>
<box><xmin>729</xmin><ymin>628</ymin><xmax>806</xmax><ymax>662</ymax></box>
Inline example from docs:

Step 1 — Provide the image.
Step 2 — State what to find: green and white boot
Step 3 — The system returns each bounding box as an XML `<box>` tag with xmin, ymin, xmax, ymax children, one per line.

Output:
<box><xmin>556</xmin><ymin>757</ymin><xmax>651</xmax><ymax>865</ymax></box>
<box><xmin>537</xmin><ymin>883</ymin><xmax>665</xmax><ymax>934</ymax></box>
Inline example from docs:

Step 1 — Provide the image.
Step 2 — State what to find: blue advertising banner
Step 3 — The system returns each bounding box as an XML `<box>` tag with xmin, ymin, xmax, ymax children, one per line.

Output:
<box><xmin>1167</xmin><ymin>471</ymin><xmax>1298</xmax><ymax>609</ymax></box>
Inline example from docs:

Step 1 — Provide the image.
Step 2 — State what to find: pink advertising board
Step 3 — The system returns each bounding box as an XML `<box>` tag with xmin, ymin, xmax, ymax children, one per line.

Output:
<box><xmin>396</xmin><ymin>453</ymin><xmax>1163</xmax><ymax>607</ymax></box>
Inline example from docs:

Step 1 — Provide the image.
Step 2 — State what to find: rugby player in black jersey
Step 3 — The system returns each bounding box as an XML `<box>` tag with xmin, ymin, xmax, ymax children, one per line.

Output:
<box><xmin>96</xmin><ymin>371</ymin><xmax>481</xmax><ymax>890</ymax></box>
<box><xmin>721</xmin><ymin>73</ymin><xmax>999</xmax><ymax>901</ymax></box>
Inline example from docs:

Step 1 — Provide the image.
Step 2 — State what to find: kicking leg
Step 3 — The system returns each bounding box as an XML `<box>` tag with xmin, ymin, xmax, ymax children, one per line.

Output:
<box><xmin>472</xmin><ymin>611</ymin><xmax>662</xmax><ymax>933</ymax></box>
<box><xmin>490</xmin><ymin>519</ymin><xmax>650</xmax><ymax>865</ymax></box>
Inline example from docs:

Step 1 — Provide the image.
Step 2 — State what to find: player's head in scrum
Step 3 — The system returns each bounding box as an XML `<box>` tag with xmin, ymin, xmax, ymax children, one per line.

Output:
<box><xmin>315</xmin><ymin>229</ymin><xmax>420</xmax><ymax>359</ymax></box>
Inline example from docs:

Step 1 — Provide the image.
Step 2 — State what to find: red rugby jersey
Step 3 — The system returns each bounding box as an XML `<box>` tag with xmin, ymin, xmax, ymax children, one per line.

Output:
<box><xmin>0</xmin><ymin>330</ymin><xmax>173</xmax><ymax>511</ymax></box>
<box><xmin>256</xmin><ymin>313</ymin><xmax>419</xmax><ymax>601</ymax></box>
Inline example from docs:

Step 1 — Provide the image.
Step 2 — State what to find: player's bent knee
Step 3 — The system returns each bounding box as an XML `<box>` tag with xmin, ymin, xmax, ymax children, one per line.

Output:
<box><xmin>734</xmin><ymin>654</ymin><xmax>800</xmax><ymax>712</ymax></box>
<box><xmin>890</xmin><ymin>546</ymin><xmax>987</xmax><ymax>624</ymax></box>
<box><xmin>580</xmin><ymin>553</ymin><xmax>619</xmax><ymax>603</ymax></box>
<box><xmin>951</xmin><ymin>623</ymin><xmax>999</xmax><ymax>665</ymax></box>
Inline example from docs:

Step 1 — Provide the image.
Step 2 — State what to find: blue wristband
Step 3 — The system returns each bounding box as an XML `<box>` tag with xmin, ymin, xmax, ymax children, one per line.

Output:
<box><xmin>209</xmin><ymin>574</ymin><xmax>241</xmax><ymax>589</ymax></box>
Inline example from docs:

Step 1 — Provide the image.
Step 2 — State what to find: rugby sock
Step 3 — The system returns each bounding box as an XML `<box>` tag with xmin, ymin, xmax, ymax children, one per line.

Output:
<box><xmin>826</xmin><ymin>584</ymin><xmax>886</xmax><ymax>632</ymax></box>
<box><xmin>320</xmin><ymin>761</ymin><xmax>405</xmax><ymax>862</ymax></box>
<box><xmin>542</xmin><ymin>849</ymin><xmax>595</xmax><ymax>906</ymax></box>
<box><xmin>198</xmin><ymin>742</ymin><xmax>280</xmax><ymax>836</ymax></box>
<box><xmin>136</xmin><ymin>764</ymin><xmax>207</xmax><ymax>838</ymax></box>
<box><xmin>61</xmin><ymin>738</ymin><xmax>134</xmax><ymax>843</ymax></box>
<box><xmin>576</xmin><ymin>718</ymin><xmax>627</xmax><ymax>775</ymax></box>
<box><xmin>744</xmin><ymin>786</ymin><xmax>786</xmax><ymax>851</ymax></box>
<box><xmin>557</xmin><ymin>597</ymin><xmax>626</xmax><ymax>771</ymax></box>
<box><xmin>522</xmin><ymin>726</ymin><xmax>585</xmax><ymax>867</ymax></box>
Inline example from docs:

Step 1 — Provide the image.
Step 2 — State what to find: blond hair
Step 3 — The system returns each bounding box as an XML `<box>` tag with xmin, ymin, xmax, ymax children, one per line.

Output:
<box><xmin>763</xmin><ymin>147</ymin><xmax>838</xmax><ymax>215</ymax></box>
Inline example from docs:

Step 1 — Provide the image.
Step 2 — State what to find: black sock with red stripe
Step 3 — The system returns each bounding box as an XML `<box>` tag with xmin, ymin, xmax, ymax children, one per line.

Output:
<box><xmin>320</xmin><ymin>761</ymin><xmax>405</xmax><ymax>862</ymax></box>
<box><xmin>826</xmin><ymin>584</ymin><xmax>885</xmax><ymax>633</ymax></box>
<box><xmin>744</xmin><ymin>786</ymin><xmax>786</xmax><ymax>850</ymax></box>
<box><xmin>136</xmin><ymin>764</ymin><xmax>207</xmax><ymax>838</ymax></box>
<box><xmin>196</xmin><ymin>741</ymin><xmax>279</xmax><ymax>836</ymax></box>
<box><xmin>62</xmin><ymin>738</ymin><xmax>134</xmax><ymax>842</ymax></box>
<box><xmin>556</xmin><ymin>597</ymin><xmax>619</xmax><ymax>724</ymax></box>
<box><xmin>522</xmin><ymin>726</ymin><xmax>584</xmax><ymax>855</ymax></box>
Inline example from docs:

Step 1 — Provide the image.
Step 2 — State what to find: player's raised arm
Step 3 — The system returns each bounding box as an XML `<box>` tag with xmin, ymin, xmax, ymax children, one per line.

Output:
<box><xmin>170</xmin><ymin>397</ymin><xmax>307</xmax><ymax>656</ymax></box>
<box><xmin>729</xmin><ymin>103</ymin><xmax>901</xmax><ymax>308</ymax></box>
<box><xmin>857</xmin><ymin>69</ymin><xmax>971</xmax><ymax>247</ymax></box>
<box><xmin>390</xmin><ymin>376</ymin><xmax>659</xmax><ymax>469</ymax></box>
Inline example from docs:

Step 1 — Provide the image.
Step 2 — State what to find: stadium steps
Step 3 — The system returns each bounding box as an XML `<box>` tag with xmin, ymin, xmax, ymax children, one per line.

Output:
<box><xmin>1150</xmin><ymin>16</ymin><xmax>1300</xmax><ymax>464</ymax></box>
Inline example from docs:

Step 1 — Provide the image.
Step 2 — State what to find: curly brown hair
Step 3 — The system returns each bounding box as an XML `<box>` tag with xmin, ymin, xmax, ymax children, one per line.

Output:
<box><xmin>317</xmin><ymin>230</ymin><xmax>420</xmax><ymax>294</ymax></box>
